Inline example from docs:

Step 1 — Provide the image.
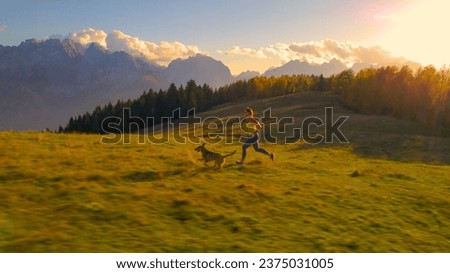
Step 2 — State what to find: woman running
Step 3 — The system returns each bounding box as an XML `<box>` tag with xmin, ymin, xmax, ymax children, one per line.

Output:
<box><xmin>236</xmin><ymin>107</ymin><xmax>274</xmax><ymax>165</ymax></box>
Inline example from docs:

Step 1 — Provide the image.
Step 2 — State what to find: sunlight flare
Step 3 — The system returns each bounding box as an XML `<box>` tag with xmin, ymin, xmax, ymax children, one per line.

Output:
<box><xmin>378</xmin><ymin>0</ymin><xmax>450</xmax><ymax>67</ymax></box>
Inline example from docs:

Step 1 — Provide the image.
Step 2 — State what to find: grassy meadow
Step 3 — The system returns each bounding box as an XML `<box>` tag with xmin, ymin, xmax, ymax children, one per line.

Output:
<box><xmin>1</xmin><ymin>92</ymin><xmax>449</xmax><ymax>252</ymax></box>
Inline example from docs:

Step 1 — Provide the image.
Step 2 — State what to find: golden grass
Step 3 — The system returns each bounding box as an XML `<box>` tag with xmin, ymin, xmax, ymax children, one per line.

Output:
<box><xmin>1</xmin><ymin>130</ymin><xmax>449</xmax><ymax>252</ymax></box>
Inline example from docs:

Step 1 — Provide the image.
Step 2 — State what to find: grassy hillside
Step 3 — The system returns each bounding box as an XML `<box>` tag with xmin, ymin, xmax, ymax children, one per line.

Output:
<box><xmin>1</xmin><ymin>92</ymin><xmax>449</xmax><ymax>252</ymax></box>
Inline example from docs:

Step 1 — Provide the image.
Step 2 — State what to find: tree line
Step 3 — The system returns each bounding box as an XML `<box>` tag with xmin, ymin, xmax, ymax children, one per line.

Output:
<box><xmin>338</xmin><ymin>66</ymin><xmax>450</xmax><ymax>135</ymax></box>
<box><xmin>62</xmin><ymin>66</ymin><xmax>450</xmax><ymax>136</ymax></box>
<box><xmin>62</xmin><ymin>74</ymin><xmax>328</xmax><ymax>133</ymax></box>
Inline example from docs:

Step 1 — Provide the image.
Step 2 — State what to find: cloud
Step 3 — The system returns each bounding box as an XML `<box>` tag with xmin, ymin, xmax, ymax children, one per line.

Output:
<box><xmin>218</xmin><ymin>46</ymin><xmax>266</xmax><ymax>58</ymax></box>
<box><xmin>0</xmin><ymin>24</ymin><xmax>7</xmax><ymax>32</ymax></box>
<box><xmin>67</xmin><ymin>28</ymin><xmax>107</xmax><ymax>48</ymax></box>
<box><xmin>63</xmin><ymin>28</ymin><xmax>204</xmax><ymax>65</ymax></box>
<box><xmin>106</xmin><ymin>30</ymin><xmax>203</xmax><ymax>64</ymax></box>
<box><xmin>219</xmin><ymin>39</ymin><xmax>405</xmax><ymax>67</ymax></box>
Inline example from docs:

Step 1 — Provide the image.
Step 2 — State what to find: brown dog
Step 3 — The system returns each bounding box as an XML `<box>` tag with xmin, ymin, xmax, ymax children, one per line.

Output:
<box><xmin>195</xmin><ymin>143</ymin><xmax>236</xmax><ymax>169</ymax></box>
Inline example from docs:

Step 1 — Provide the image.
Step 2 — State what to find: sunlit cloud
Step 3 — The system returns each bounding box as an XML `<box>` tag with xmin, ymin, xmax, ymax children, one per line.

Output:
<box><xmin>61</xmin><ymin>28</ymin><xmax>205</xmax><ymax>65</ymax></box>
<box><xmin>106</xmin><ymin>30</ymin><xmax>204</xmax><ymax>64</ymax></box>
<box><xmin>264</xmin><ymin>43</ymin><xmax>299</xmax><ymax>63</ymax></box>
<box><xmin>0</xmin><ymin>24</ymin><xmax>7</xmax><ymax>32</ymax></box>
<box><xmin>67</xmin><ymin>28</ymin><xmax>107</xmax><ymax>48</ymax></box>
<box><xmin>218</xmin><ymin>46</ymin><xmax>266</xmax><ymax>58</ymax></box>
<box><xmin>219</xmin><ymin>39</ymin><xmax>406</xmax><ymax>68</ymax></box>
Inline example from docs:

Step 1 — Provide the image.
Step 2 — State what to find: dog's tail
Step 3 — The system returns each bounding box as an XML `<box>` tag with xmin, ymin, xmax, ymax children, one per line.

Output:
<box><xmin>223</xmin><ymin>150</ymin><xmax>236</xmax><ymax>158</ymax></box>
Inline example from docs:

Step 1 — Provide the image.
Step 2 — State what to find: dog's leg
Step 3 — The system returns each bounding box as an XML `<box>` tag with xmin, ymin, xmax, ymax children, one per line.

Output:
<box><xmin>215</xmin><ymin>159</ymin><xmax>224</xmax><ymax>170</ymax></box>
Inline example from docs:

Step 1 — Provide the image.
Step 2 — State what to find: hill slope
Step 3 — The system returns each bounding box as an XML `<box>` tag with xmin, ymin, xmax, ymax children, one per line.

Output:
<box><xmin>1</xmin><ymin>92</ymin><xmax>449</xmax><ymax>252</ymax></box>
<box><xmin>178</xmin><ymin>91</ymin><xmax>450</xmax><ymax>164</ymax></box>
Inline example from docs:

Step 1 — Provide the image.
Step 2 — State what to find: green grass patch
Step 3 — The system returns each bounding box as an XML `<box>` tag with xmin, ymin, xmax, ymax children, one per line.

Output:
<box><xmin>0</xmin><ymin>130</ymin><xmax>449</xmax><ymax>252</ymax></box>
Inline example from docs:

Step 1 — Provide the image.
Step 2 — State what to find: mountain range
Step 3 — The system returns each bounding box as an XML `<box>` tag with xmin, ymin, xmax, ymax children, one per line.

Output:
<box><xmin>0</xmin><ymin>38</ymin><xmax>420</xmax><ymax>130</ymax></box>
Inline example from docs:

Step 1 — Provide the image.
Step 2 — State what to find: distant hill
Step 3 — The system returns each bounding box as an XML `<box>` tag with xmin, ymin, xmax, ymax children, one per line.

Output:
<box><xmin>0</xmin><ymin>39</ymin><xmax>166</xmax><ymax>130</ymax></box>
<box><xmin>165</xmin><ymin>54</ymin><xmax>234</xmax><ymax>88</ymax></box>
<box><xmin>264</xmin><ymin>58</ymin><xmax>348</xmax><ymax>77</ymax></box>
<box><xmin>193</xmin><ymin>91</ymin><xmax>450</xmax><ymax>163</ymax></box>
<box><xmin>0</xmin><ymin>40</ymin><xmax>235</xmax><ymax>130</ymax></box>
<box><xmin>264</xmin><ymin>58</ymin><xmax>422</xmax><ymax>77</ymax></box>
<box><xmin>235</xmin><ymin>70</ymin><xmax>261</xmax><ymax>81</ymax></box>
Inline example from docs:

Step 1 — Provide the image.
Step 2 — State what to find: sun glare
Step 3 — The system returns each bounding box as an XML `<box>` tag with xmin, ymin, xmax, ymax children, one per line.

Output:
<box><xmin>379</xmin><ymin>0</ymin><xmax>450</xmax><ymax>67</ymax></box>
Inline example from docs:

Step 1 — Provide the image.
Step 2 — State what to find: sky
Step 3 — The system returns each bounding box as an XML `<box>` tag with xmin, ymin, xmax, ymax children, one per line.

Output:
<box><xmin>1</xmin><ymin>0</ymin><xmax>449</xmax><ymax>74</ymax></box>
